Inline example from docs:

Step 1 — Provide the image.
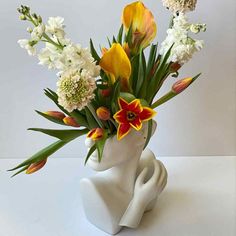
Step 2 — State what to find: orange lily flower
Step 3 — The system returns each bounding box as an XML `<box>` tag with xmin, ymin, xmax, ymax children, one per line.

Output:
<box><xmin>113</xmin><ymin>98</ymin><xmax>156</xmax><ymax>140</ymax></box>
<box><xmin>122</xmin><ymin>1</ymin><xmax>157</xmax><ymax>53</ymax></box>
<box><xmin>99</xmin><ymin>43</ymin><xmax>131</xmax><ymax>91</ymax></box>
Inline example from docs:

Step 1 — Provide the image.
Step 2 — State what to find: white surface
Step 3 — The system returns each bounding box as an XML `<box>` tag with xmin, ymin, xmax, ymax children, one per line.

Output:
<box><xmin>0</xmin><ymin>0</ymin><xmax>236</xmax><ymax>158</ymax></box>
<box><xmin>0</xmin><ymin>156</ymin><xmax>235</xmax><ymax>236</ymax></box>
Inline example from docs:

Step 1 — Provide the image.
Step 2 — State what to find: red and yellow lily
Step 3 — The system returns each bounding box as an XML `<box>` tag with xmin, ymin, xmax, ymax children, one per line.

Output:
<box><xmin>113</xmin><ymin>98</ymin><xmax>156</xmax><ymax>140</ymax></box>
<box><xmin>99</xmin><ymin>43</ymin><xmax>131</xmax><ymax>91</ymax></box>
<box><xmin>122</xmin><ymin>1</ymin><xmax>157</xmax><ymax>53</ymax></box>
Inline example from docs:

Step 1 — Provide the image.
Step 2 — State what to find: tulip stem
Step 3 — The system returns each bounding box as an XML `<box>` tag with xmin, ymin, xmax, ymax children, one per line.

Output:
<box><xmin>87</xmin><ymin>104</ymin><xmax>104</xmax><ymax>128</ymax></box>
<box><xmin>151</xmin><ymin>91</ymin><xmax>175</xmax><ymax>109</ymax></box>
<box><xmin>109</xmin><ymin>118</ymin><xmax>118</xmax><ymax>129</ymax></box>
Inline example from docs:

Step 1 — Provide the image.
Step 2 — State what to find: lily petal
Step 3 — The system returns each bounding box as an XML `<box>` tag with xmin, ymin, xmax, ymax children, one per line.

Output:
<box><xmin>117</xmin><ymin>123</ymin><xmax>131</xmax><ymax>140</ymax></box>
<box><xmin>139</xmin><ymin>107</ymin><xmax>157</xmax><ymax>121</ymax></box>
<box><xmin>130</xmin><ymin>117</ymin><xmax>142</xmax><ymax>131</ymax></box>
<box><xmin>113</xmin><ymin>109</ymin><xmax>127</xmax><ymax>124</ymax></box>
<box><xmin>118</xmin><ymin>97</ymin><xmax>129</xmax><ymax>109</ymax></box>
<box><xmin>99</xmin><ymin>43</ymin><xmax>131</xmax><ymax>91</ymax></box>
<box><xmin>122</xmin><ymin>1</ymin><xmax>157</xmax><ymax>52</ymax></box>
<box><xmin>127</xmin><ymin>99</ymin><xmax>143</xmax><ymax>114</ymax></box>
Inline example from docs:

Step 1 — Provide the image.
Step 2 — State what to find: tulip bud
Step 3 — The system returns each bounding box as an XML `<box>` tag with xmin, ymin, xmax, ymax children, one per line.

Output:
<box><xmin>172</xmin><ymin>77</ymin><xmax>193</xmax><ymax>94</ymax></box>
<box><xmin>96</xmin><ymin>107</ymin><xmax>110</xmax><ymax>121</ymax></box>
<box><xmin>44</xmin><ymin>111</ymin><xmax>66</xmax><ymax>120</ymax></box>
<box><xmin>101</xmin><ymin>88</ymin><xmax>111</xmax><ymax>97</ymax></box>
<box><xmin>63</xmin><ymin>117</ymin><xmax>80</xmax><ymax>127</ymax></box>
<box><xmin>26</xmin><ymin>159</ymin><xmax>47</xmax><ymax>174</ymax></box>
<box><xmin>87</xmin><ymin>128</ymin><xmax>104</xmax><ymax>141</ymax></box>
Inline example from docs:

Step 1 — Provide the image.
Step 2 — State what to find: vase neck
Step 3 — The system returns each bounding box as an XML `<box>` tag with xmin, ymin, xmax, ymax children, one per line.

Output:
<box><xmin>104</xmin><ymin>147</ymin><xmax>142</xmax><ymax>194</ymax></box>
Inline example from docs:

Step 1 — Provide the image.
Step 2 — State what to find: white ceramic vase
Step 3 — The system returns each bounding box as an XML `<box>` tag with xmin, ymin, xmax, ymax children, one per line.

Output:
<box><xmin>80</xmin><ymin>121</ymin><xmax>168</xmax><ymax>235</ymax></box>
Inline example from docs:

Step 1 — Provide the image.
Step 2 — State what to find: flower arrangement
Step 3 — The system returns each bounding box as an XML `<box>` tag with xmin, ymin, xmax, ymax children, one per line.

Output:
<box><xmin>9</xmin><ymin>1</ymin><xmax>206</xmax><ymax>176</ymax></box>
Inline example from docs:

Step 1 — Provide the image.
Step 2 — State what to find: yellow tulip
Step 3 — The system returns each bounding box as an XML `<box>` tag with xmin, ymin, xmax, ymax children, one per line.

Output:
<box><xmin>99</xmin><ymin>43</ymin><xmax>131</xmax><ymax>91</ymax></box>
<box><xmin>122</xmin><ymin>1</ymin><xmax>157</xmax><ymax>53</ymax></box>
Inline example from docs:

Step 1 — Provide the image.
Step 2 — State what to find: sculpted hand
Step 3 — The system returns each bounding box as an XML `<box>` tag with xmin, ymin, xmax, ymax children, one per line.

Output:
<box><xmin>119</xmin><ymin>159</ymin><xmax>167</xmax><ymax>228</ymax></box>
<box><xmin>134</xmin><ymin>159</ymin><xmax>167</xmax><ymax>205</ymax></box>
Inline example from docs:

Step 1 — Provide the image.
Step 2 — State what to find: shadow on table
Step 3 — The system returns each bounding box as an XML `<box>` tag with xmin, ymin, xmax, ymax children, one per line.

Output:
<box><xmin>119</xmin><ymin>188</ymin><xmax>193</xmax><ymax>235</ymax></box>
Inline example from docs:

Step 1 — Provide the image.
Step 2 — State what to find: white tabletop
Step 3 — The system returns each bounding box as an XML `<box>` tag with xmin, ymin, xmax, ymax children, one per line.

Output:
<box><xmin>0</xmin><ymin>156</ymin><xmax>235</xmax><ymax>236</ymax></box>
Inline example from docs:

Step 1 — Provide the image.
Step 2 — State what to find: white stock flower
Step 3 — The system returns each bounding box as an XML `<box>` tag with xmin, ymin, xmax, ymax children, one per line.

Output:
<box><xmin>160</xmin><ymin>13</ymin><xmax>205</xmax><ymax>64</ymax></box>
<box><xmin>38</xmin><ymin>47</ymin><xmax>62</xmax><ymax>69</ymax></box>
<box><xmin>162</xmin><ymin>0</ymin><xmax>197</xmax><ymax>13</ymax></box>
<box><xmin>18</xmin><ymin>39</ymin><xmax>36</xmax><ymax>56</ymax></box>
<box><xmin>31</xmin><ymin>24</ymin><xmax>45</xmax><ymax>41</ymax></box>
<box><xmin>57</xmin><ymin>69</ymin><xmax>96</xmax><ymax>112</ymax></box>
<box><xmin>46</xmin><ymin>17</ymin><xmax>65</xmax><ymax>38</ymax></box>
<box><xmin>57</xmin><ymin>43</ymin><xmax>100</xmax><ymax>76</ymax></box>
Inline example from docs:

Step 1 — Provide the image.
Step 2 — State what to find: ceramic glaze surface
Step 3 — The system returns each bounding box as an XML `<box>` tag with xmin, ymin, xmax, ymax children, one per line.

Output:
<box><xmin>80</xmin><ymin>122</ymin><xmax>168</xmax><ymax>235</ymax></box>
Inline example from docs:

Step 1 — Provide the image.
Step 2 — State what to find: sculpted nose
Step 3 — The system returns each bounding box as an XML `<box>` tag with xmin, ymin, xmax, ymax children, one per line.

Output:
<box><xmin>85</xmin><ymin>137</ymin><xmax>95</xmax><ymax>148</ymax></box>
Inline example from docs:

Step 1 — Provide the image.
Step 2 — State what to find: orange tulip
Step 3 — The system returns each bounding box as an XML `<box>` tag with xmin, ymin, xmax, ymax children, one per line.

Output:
<box><xmin>63</xmin><ymin>117</ymin><xmax>80</xmax><ymax>127</ymax></box>
<box><xmin>99</xmin><ymin>43</ymin><xmax>131</xmax><ymax>91</ymax></box>
<box><xmin>122</xmin><ymin>1</ymin><xmax>157</xmax><ymax>53</ymax></box>
<box><xmin>172</xmin><ymin>77</ymin><xmax>193</xmax><ymax>94</ymax></box>
<box><xmin>87</xmin><ymin>128</ymin><xmax>104</xmax><ymax>141</ymax></box>
<box><xmin>96</xmin><ymin>107</ymin><xmax>111</xmax><ymax>121</ymax></box>
<box><xmin>44</xmin><ymin>111</ymin><xmax>66</xmax><ymax>120</ymax></box>
<box><xmin>26</xmin><ymin>159</ymin><xmax>47</xmax><ymax>174</ymax></box>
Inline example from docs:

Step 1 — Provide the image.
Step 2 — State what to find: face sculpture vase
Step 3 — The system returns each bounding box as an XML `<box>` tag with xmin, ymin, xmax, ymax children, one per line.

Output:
<box><xmin>80</xmin><ymin>121</ymin><xmax>168</xmax><ymax>235</ymax></box>
<box><xmin>12</xmin><ymin>1</ymin><xmax>206</xmax><ymax>235</ymax></box>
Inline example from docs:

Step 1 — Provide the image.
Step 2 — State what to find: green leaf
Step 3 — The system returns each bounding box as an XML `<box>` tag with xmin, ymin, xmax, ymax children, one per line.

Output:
<box><xmin>120</xmin><ymin>92</ymin><xmax>136</xmax><ymax>102</ymax></box>
<box><xmin>112</xmin><ymin>36</ymin><xmax>117</xmax><ymax>44</ymax></box>
<box><xmin>8</xmin><ymin>140</ymin><xmax>67</xmax><ymax>172</ymax></box>
<box><xmin>90</xmin><ymin>39</ymin><xmax>100</xmax><ymax>63</ymax></box>
<box><xmin>143</xmin><ymin>120</ymin><xmax>153</xmax><ymax>149</ymax></box>
<box><xmin>111</xmin><ymin>80</ymin><xmax>121</xmax><ymax>114</ymax></box>
<box><xmin>35</xmin><ymin>110</ymin><xmax>66</xmax><ymax>126</ymax></box>
<box><xmin>44</xmin><ymin>89</ymin><xmax>70</xmax><ymax>116</ymax></box>
<box><xmin>117</xmin><ymin>24</ymin><xmax>124</xmax><ymax>44</ymax></box>
<box><xmin>86</xmin><ymin>104</ymin><xmax>104</xmax><ymax>128</ymax></box>
<box><xmin>85</xmin><ymin>107</ymin><xmax>99</xmax><ymax>129</ymax></box>
<box><xmin>44</xmin><ymin>88</ymin><xmax>88</xmax><ymax>128</ymax></box>
<box><xmin>96</xmin><ymin>132</ymin><xmax>108</xmax><ymax>162</ymax></box>
<box><xmin>147</xmin><ymin>44</ymin><xmax>174</xmax><ymax>103</ymax></box>
<box><xmin>28</xmin><ymin>128</ymin><xmax>88</xmax><ymax>142</ymax></box>
<box><xmin>125</xmin><ymin>24</ymin><xmax>133</xmax><ymax>47</ymax></box>
<box><xmin>130</xmin><ymin>55</ymin><xmax>139</xmax><ymax>92</ymax></box>
<box><xmin>70</xmin><ymin>110</ymin><xmax>88</xmax><ymax>128</ymax></box>
<box><xmin>84</xmin><ymin>144</ymin><xmax>96</xmax><ymax>165</ymax></box>
<box><xmin>11</xmin><ymin>165</ymin><xmax>30</xmax><ymax>178</ymax></box>
<box><xmin>146</xmin><ymin>44</ymin><xmax>158</xmax><ymax>77</ymax></box>
<box><xmin>136</xmin><ymin>50</ymin><xmax>146</xmax><ymax>96</ymax></box>
<box><xmin>107</xmin><ymin>37</ymin><xmax>112</xmax><ymax>47</ymax></box>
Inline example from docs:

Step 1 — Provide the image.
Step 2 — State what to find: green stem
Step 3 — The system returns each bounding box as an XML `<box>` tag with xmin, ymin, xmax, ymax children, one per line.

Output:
<box><xmin>109</xmin><ymin>118</ymin><xmax>118</xmax><ymax>129</ymax></box>
<box><xmin>151</xmin><ymin>91</ymin><xmax>175</xmax><ymax>109</ymax></box>
<box><xmin>42</xmin><ymin>33</ymin><xmax>64</xmax><ymax>50</ymax></box>
<box><xmin>87</xmin><ymin>104</ymin><xmax>104</xmax><ymax>128</ymax></box>
<box><xmin>27</xmin><ymin>13</ymin><xmax>64</xmax><ymax>50</ymax></box>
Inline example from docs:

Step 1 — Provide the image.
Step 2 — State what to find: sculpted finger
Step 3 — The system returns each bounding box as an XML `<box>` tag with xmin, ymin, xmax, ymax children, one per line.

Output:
<box><xmin>135</xmin><ymin>167</ymin><xmax>148</xmax><ymax>187</ymax></box>
<box><xmin>146</xmin><ymin>160</ymin><xmax>161</xmax><ymax>186</ymax></box>
<box><xmin>157</xmin><ymin>161</ymin><xmax>167</xmax><ymax>186</ymax></box>
<box><xmin>160</xmin><ymin>178</ymin><xmax>167</xmax><ymax>192</ymax></box>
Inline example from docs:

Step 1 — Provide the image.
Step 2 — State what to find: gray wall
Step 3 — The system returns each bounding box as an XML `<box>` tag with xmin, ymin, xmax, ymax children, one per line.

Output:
<box><xmin>0</xmin><ymin>0</ymin><xmax>235</xmax><ymax>158</ymax></box>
